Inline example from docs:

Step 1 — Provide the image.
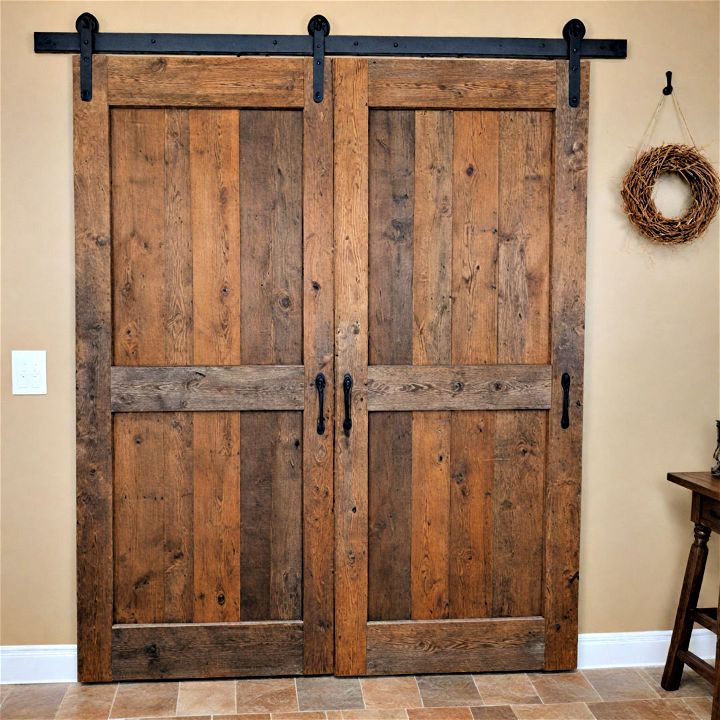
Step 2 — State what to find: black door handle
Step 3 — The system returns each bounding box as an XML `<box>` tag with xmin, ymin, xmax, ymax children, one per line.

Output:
<box><xmin>561</xmin><ymin>373</ymin><xmax>571</xmax><ymax>429</ymax></box>
<box><xmin>315</xmin><ymin>373</ymin><xmax>326</xmax><ymax>435</ymax></box>
<box><xmin>343</xmin><ymin>373</ymin><xmax>353</xmax><ymax>437</ymax></box>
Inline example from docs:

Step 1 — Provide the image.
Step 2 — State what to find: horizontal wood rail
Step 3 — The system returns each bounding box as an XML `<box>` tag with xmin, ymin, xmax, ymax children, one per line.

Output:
<box><xmin>112</xmin><ymin>621</ymin><xmax>303</xmax><ymax>679</ymax></box>
<box><xmin>367</xmin><ymin>364</ymin><xmax>552</xmax><ymax>411</ymax></box>
<box><xmin>111</xmin><ymin>365</ymin><xmax>305</xmax><ymax>412</ymax></box>
<box><xmin>366</xmin><ymin>617</ymin><xmax>544</xmax><ymax>674</ymax></box>
<box><xmin>677</xmin><ymin>649</ymin><xmax>716</xmax><ymax>684</ymax></box>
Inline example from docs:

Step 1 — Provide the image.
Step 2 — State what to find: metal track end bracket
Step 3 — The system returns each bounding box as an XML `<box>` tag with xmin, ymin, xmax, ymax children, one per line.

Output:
<box><xmin>307</xmin><ymin>14</ymin><xmax>330</xmax><ymax>102</ymax></box>
<box><xmin>76</xmin><ymin>12</ymin><xmax>99</xmax><ymax>101</ymax></box>
<box><xmin>563</xmin><ymin>18</ymin><xmax>586</xmax><ymax>108</ymax></box>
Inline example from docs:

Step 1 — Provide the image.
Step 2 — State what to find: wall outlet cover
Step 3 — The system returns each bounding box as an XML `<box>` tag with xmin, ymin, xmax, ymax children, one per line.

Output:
<box><xmin>11</xmin><ymin>350</ymin><xmax>47</xmax><ymax>395</ymax></box>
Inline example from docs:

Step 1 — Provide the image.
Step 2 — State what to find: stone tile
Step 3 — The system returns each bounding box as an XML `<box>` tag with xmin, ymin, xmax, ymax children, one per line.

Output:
<box><xmin>271</xmin><ymin>713</ymin><xmax>327</xmax><ymax>720</ymax></box>
<box><xmin>55</xmin><ymin>683</ymin><xmax>118</xmax><ymax>719</ymax></box>
<box><xmin>512</xmin><ymin>704</ymin><xmax>593</xmax><ymax>719</ymax></box>
<box><xmin>110</xmin><ymin>681</ymin><xmax>179</xmax><ymax>718</ymax></box>
<box><xmin>416</xmin><ymin>675</ymin><xmax>482</xmax><ymax>707</ymax></box>
<box><xmin>0</xmin><ymin>682</ymin><xmax>67</xmax><ymax>719</ymax></box>
<box><xmin>176</xmin><ymin>680</ymin><xmax>236</xmax><ymax>715</ymax></box>
<box><xmin>587</xmin><ymin>698</ymin><xmax>693</xmax><ymax>719</ymax></box>
<box><xmin>213</xmin><ymin>714</ymin><xmax>269</xmax><ymax>720</ymax></box>
<box><xmin>296</xmin><ymin>677</ymin><xmax>364</xmax><ymax>712</ymax></box>
<box><xmin>530</xmin><ymin>673</ymin><xmax>601</xmax><ymax>704</ymax></box>
<box><xmin>235</xmin><ymin>678</ymin><xmax>298</xmax><ymax>713</ymax></box>
<box><xmin>473</xmin><ymin>674</ymin><xmax>540</xmax><ymax>706</ymax></box>
<box><xmin>407</xmin><ymin>709</ymin><xmax>474</xmax><ymax>720</ymax></box>
<box><xmin>471</xmin><ymin>706</ymin><xmax>518</xmax><ymax>719</ymax></box>
<box><xmin>341</xmin><ymin>710</ymin><xmax>409</xmax><ymax>719</ymax></box>
<box><xmin>582</xmin><ymin>669</ymin><xmax>658</xmax><ymax>701</ymax></box>
<box><xmin>683</xmin><ymin>696</ymin><xmax>712</xmax><ymax>719</ymax></box>
<box><xmin>360</xmin><ymin>677</ymin><xmax>421</xmax><ymax>709</ymax></box>
<box><xmin>639</xmin><ymin>665</ymin><xmax>712</xmax><ymax>697</ymax></box>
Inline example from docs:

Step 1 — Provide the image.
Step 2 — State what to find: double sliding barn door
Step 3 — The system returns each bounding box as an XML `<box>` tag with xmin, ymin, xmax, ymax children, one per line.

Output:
<box><xmin>74</xmin><ymin>55</ymin><xmax>588</xmax><ymax>682</ymax></box>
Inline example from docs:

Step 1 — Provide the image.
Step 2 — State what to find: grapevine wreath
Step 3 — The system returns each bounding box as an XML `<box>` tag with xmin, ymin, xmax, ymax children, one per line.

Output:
<box><xmin>621</xmin><ymin>81</ymin><xmax>720</xmax><ymax>245</ymax></box>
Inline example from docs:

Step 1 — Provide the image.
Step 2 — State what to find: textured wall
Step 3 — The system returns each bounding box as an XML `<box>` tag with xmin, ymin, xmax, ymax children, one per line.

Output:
<box><xmin>1</xmin><ymin>0</ymin><xmax>718</xmax><ymax>644</ymax></box>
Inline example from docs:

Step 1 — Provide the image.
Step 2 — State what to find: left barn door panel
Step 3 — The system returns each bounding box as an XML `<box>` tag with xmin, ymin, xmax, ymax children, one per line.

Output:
<box><xmin>74</xmin><ymin>56</ymin><xmax>335</xmax><ymax>681</ymax></box>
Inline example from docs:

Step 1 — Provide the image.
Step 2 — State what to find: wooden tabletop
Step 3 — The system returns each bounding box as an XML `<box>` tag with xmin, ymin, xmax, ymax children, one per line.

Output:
<box><xmin>668</xmin><ymin>471</ymin><xmax>720</xmax><ymax>501</ymax></box>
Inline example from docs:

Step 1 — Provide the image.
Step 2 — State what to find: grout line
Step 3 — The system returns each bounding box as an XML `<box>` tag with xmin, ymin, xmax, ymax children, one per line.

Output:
<box><xmin>107</xmin><ymin>682</ymin><xmax>120</xmax><ymax>719</ymax></box>
<box><xmin>174</xmin><ymin>679</ymin><xmax>181</xmax><ymax>717</ymax></box>
<box><xmin>233</xmin><ymin>678</ymin><xmax>238</xmax><ymax>714</ymax></box>
<box><xmin>632</xmin><ymin>667</ymin><xmax>663</xmax><ymax>699</ymax></box>
<box><xmin>358</xmin><ymin>675</ymin><xmax>367</xmax><ymax>709</ymax></box>
<box><xmin>294</xmin><ymin>676</ymin><xmax>301</xmax><ymax>713</ymax></box>
<box><xmin>414</xmin><ymin>676</ymin><xmax>425</xmax><ymax>708</ymax></box>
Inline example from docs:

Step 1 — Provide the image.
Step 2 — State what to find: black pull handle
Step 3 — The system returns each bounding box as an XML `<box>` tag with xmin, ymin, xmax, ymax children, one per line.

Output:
<box><xmin>561</xmin><ymin>373</ymin><xmax>571</xmax><ymax>429</ymax></box>
<box><xmin>343</xmin><ymin>373</ymin><xmax>353</xmax><ymax>437</ymax></box>
<box><xmin>315</xmin><ymin>373</ymin><xmax>326</xmax><ymax>435</ymax></box>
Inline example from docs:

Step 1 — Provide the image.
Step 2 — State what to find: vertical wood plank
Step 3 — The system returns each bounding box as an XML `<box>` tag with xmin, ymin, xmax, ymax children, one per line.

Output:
<box><xmin>190</xmin><ymin>109</ymin><xmax>242</xmax><ymax>623</ymax></box>
<box><xmin>112</xmin><ymin>109</ymin><xmax>166</xmax><ymax>365</ymax></box>
<box><xmin>367</xmin><ymin>109</ymin><xmax>415</xmax><ymax>621</ymax></box>
<box><xmin>494</xmin><ymin>109</ymin><xmax>553</xmax><ymax>618</ymax></box>
<box><xmin>411</xmin><ymin>110</ymin><xmax>453</xmax><ymax>621</ymax></box>
<box><xmin>334</xmin><ymin>57</ymin><xmax>369</xmax><ymax>675</ymax></box>
<box><xmin>544</xmin><ymin>61</ymin><xmax>589</xmax><ymax>670</ymax></box>
<box><xmin>114</xmin><ymin>414</ymin><xmax>165</xmax><ymax>624</ymax></box>
<box><xmin>239</xmin><ymin>110</ymin><xmax>303</xmax><ymax>623</ymax></box>
<box><xmin>303</xmin><ymin>57</ymin><xmax>336</xmax><ymax>673</ymax></box>
<box><xmin>449</xmin><ymin>111</ymin><xmax>499</xmax><ymax>619</ymax></box>
<box><xmin>74</xmin><ymin>55</ymin><xmax>112</xmax><ymax>681</ymax></box>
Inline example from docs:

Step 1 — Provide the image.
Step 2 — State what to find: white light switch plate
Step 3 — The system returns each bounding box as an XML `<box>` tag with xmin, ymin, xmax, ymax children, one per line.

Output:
<box><xmin>12</xmin><ymin>350</ymin><xmax>47</xmax><ymax>395</ymax></box>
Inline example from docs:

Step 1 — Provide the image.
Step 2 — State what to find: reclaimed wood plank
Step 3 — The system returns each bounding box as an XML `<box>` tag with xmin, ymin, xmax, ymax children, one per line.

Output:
<box><xmin>367</xmin><ymin>365</ymin><xmax>552</xmax><ymax>411</ymax></box>
<box><xmin>543</xmin><ymin>61</ymin><xmax>589</xmax><ymax>670</ymax></box>
<box><xmin>112</xmin><ymin>621</ymin><xmax>303</xmax><ymax>679</ymax></box>
<box><xmin>367</xmin><ymin>109</ymin><xmax>415</xmax><ymax>622</ymax></box>
<box><xmin>74</xmin><ymin>55</ymin><xmax>112</xmax><ymax>682</ymax></box>
<box><xmin>368</xmin><ymin>59</ymin><xmax>556</xmax><ymax>109</ymax></box>
<box><xmin>111</xmin><ymin>365</ymin><xmax>305</xmax><ymax>412</ymax></box>
<box><xmin>333</xmin><ymin>57</ymin><xmax>369</xmax><ymax>675</ymax></box>
<box><xmin>411</xmin><ymin>110</ymin><xmax>453</xmax><ymax>621</ymax></box>
<box><xmin>449</xmin><ymin>111</ymin><xmax>499</xmax><ymax>619</ymax></box>
<box><xmin>366</xmin><ymin>617</ymin><xmax>545</xmax><ymax>674</ymax></box>
<box><xmin>302</xmin><ymin>57</ymin><xmax>336</xmax><ymax>673</ymax></box>
<box><xmin>493</xmin><ymin>108</ymin><xmax>552</xmax><ymax>619</ymax></box>
<box><xmin>190</xmin><ymin>109</ymin><xmax>241</xmax><ymax>624</ymax></box>
<box><xmin>107</xmin><ymin>56</ymin><xmax>305</xmax><ymax>107</ymax></box>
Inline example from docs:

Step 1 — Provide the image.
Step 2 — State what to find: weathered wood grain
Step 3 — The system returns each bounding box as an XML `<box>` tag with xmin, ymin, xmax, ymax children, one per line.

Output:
<box><xmin>366</xmin><ymin>617</ymin><xmax>545</xmax><ymax>674</ymax></box>
<box><xmin>302</xmin><ymin>57</ymin><xmax>336</xmax><ymax>674</ymax></box>
<box><xmin>111</xmin><ymin>365</ymin><xmax>305</xmax><ymax>412</ymax></box>
<box><xmin>368</xmin><ymin>59</ymin><xmax>556</xmax><ymax>109</ymax></box>
<box><xmin>238</xmin><ymin>108</ymin><xmax>304</xmax><ymax>626</ymax></box>
<box><xmin>112</xmin><ymin>621</ymin><xmax>303</xmax><ymax>679</ymax></box>
<box><xmin>74</xmin><ymin>54</ymin><xmax>113</xmax><ymax>682</ymax></box>
<box><xmin>448</xmin><ymin>111</ymin><xmax>499</xmax><ymax>619</ymax></box>
<box><xmin>543</xmin><ymin>61</ymin><xmax>589</xmax><ymax>670</ymax></box>
<box><xmin>107</xmin><ymin>56</ymin><xmax>305</xmax><ymax>107</ymax></box>
<box><xmin>367</xmin><ymin>109</ymin><xmax>414</xmax><ymax>622</ymax></box>
<box><xmin>411</xmin><ymin>110</ymin><xmax>453</xmax><ymax>621</ymax></box>
<box><xmin>334</xmin><ymin>57</ymin><xmax>369</xmax><ymax>675</ymax></box>
<box><xmin>367</xmin><ymin>365</ymin><xmax>552</xmax><ymax>411</ymax></box>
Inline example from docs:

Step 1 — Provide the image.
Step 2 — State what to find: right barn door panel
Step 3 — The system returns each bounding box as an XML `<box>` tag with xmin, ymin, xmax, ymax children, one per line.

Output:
<box><xmin>333</xmin><ymin>58</ymin><xmax>588</xmax><ymax>675</ymax></box>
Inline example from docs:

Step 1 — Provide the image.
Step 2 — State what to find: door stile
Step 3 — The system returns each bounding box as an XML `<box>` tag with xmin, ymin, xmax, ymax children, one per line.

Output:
<box><xmin>333</xmin><ymin>57</ymin><xmax>370</xmax><ymax>677</ymax></box>
<box><xmin>303</xmin><ymin>56</ymin><xmax>336</xmax><ymax>675</ymax></box>
<box><xmin>74</xmin><ymin>54</ymin><xmax>114</xmax><ymax>682</ymax></box>
<box><xmin>544</xmin><ymin>60</ymin><xmax>589</xmax><ymax>670</ymax></box>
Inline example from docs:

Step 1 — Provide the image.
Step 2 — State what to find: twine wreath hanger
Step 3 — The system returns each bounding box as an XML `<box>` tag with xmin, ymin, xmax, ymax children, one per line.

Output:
<box><xmin>621</xmin><ymin>70</ymin><xmax>720</xmax><ymax>245</ymax></box>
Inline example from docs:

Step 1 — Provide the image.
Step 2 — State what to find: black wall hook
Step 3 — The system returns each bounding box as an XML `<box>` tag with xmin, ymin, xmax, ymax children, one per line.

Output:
<box><xmin>663</xmin><ymin>70</ymin><xmax>673</xmax><ymax>95</ymax></box>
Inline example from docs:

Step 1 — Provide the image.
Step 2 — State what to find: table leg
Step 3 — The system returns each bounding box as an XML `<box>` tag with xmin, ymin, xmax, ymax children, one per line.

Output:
<box><xmin>662</xmin><ymin>523</ymin><xmax>710</xmax><ymax>691</ymax></box>
<box><xmin>712</xmin><ymin>582</ymin><xmax>720</xmax><ymax>720</ymax></box>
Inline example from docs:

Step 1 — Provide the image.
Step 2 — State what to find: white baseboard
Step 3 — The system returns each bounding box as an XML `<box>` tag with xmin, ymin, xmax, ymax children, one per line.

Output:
<box><xmin>1</xmin><ymin>631</ymin><xmax>716</xmax><ymax>683</ymax></box>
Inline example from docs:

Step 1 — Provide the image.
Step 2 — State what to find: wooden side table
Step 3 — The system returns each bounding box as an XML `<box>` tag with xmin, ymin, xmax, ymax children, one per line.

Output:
<box><xmin>663</xmin><ymin>471</ymin><xmax>720</xmax><ymax>719</ymax></box>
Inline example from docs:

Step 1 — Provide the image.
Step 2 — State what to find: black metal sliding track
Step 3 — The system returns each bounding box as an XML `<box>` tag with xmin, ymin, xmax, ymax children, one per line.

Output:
<box><xmin>34</xmin><ymin>13</ymin><xmax>627</xmax><ymax>105</ymax></box>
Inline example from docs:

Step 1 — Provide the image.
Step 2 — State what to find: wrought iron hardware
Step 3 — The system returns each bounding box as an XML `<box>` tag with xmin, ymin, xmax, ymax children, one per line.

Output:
<box><xmin>663</xmin><ymin>70</ymin><xmax>673</xmax><ymax>96</ymax></box>
<box><xmin>76</xmin><ymin>12</ymin><xmax>99</xmax><ymax>101</ymax></box>
<box><xmin>315</xmin><ymin>373</ymin><xmax>326</xmax><ymax>435</ymax></box>
<box><xmin>563</xmin><ymin>18</ymin><xmax>585</xmax><ymax>108</ymax></box>
<box><xmin>561</xmin><ymin>373</ymin><xmax>571</xmax><ymax>429</ymax></box>
<box><xmin>342</xmin><ymin>373</ymin><xmax>353</xmax><ymax>437</ymax></box>
<box><xmin>308</xmin><ymin>14</ymin><xmax>330</xmax><ymax>103</ymax></box>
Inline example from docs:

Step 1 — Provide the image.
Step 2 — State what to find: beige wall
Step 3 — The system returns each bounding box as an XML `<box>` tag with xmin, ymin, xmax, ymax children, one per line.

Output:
<box><xmin>1</xmin><ymin>0</ymin><xmax>718</xmax><ymax>646</ymax></box>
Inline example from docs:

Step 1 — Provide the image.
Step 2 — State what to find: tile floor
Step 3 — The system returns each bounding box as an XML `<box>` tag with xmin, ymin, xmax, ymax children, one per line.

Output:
<box><xmin>0</xmin><ymin>667</ymin><xmax>712</xmax><ymax>720</ymax></box>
